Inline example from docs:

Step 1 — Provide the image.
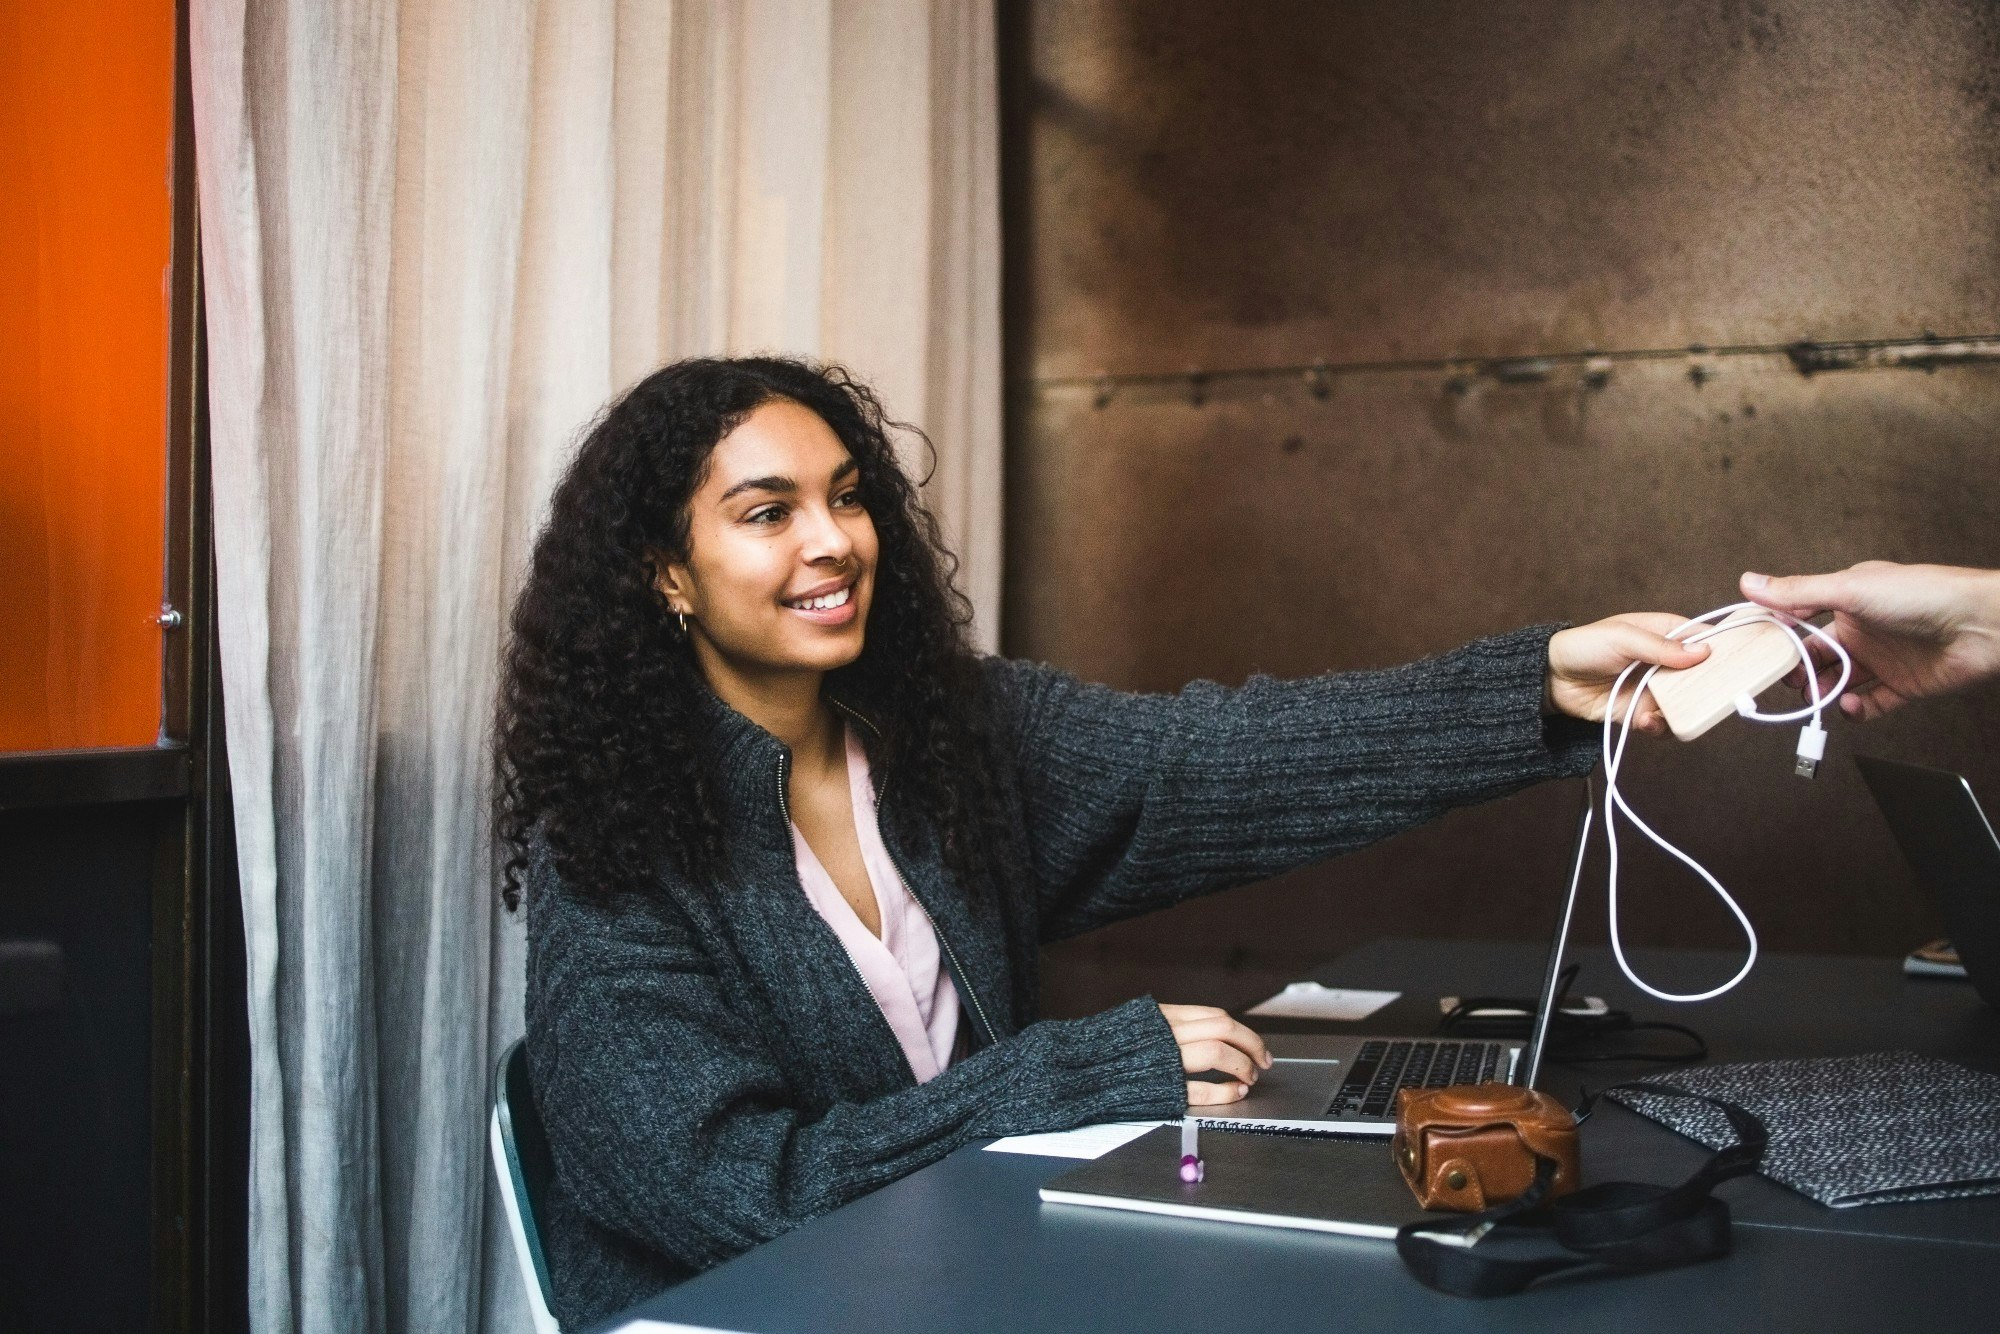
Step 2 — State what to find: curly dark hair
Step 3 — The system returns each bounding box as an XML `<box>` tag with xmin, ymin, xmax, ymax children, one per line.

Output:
<box><xmin>495</xmin><ymin>356</ymin><xmax>999</xmax><ymax>911</ymax></box>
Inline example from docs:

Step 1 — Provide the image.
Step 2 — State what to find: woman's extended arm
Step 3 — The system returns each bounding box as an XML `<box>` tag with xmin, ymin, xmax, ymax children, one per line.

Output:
<box><xmin>527</xmin><ymin>863</ymin><xmax>1186</xmax><ymax>1278</ymax></box>
<box><xmin>983</xmin><ymin>619</ymin><xmax>1701</xmax><ymax>942</ymax></box>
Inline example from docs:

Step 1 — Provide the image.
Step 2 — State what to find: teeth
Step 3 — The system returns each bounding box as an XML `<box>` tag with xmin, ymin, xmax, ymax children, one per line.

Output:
<box><xmin>788</xmin><ymin>585</ymin><xmax>851</xmax><ymax>611</ymax></box>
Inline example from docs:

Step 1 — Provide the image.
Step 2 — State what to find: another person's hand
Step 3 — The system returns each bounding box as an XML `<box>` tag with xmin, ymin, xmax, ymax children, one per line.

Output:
<box><xmin>1741</xmin><ymin>562</ymin><xmax>2000</xmax><ymax>720</ymax></box>
<box><xmin>1545</xmin><ymin>614</ymin><xmax>1711</xmax><ymax>733</ymax></box>
<box><xmin>1158</xmin><ymin>1003</ymin><xmax>1272</xmax><ymax>1106</ymax></box>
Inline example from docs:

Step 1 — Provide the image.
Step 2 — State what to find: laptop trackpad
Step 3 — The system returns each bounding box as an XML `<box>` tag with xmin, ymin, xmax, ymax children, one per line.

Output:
<box><xmin>1192</xmin><ymin>1058</ymin><xmax>1342</xmax><ymax>1120</ymax></box>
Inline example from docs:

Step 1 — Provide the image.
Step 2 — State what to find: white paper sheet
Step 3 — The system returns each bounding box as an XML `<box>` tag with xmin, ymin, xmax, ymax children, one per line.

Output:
<box><xmin>1244</xmin><ymin>982</ymin><xmax>1400</xmax><ymax>1022</ymax></box>
<box><xmin>983</xmin><ymin>1120</ymin><xmax>1165</xmax><ymax>1160</ymax></box>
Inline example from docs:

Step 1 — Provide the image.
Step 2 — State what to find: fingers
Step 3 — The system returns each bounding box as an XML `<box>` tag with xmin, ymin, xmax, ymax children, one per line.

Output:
<box><xmin>1180</xmin><ymin>1037</ymin><xmax>1261</xmax><ymax>1085</ymax></box>
<box><xmin>1781</xmin><ymin>649</ymin><xmax>1847</xmax><ymax>699</ymax></box>
<box><xmin>1771</xmin><ymin>625</ymin><xmax>1866</xmax><ymax>703</ymax></box>
<box><xmin>1158</xmin><ymin>1004</ymin><xmax>1272</xmax><ymax>1106</ymax></box>
<box><xmin>1627</xmin><ymin>700</ymin><xmax>1669</xmax><ymax>735</ymax></box>
<box><xmin>1609</xmin><ymin>621</ymin><xmax>1710</xmax><ymax>670</ymax></box>
<box><xmin>1814</xmin><ymin>657</ymin><xmax>1860</xmax><ymax>697</ymax></box>
<box><xmin>1159</xmin><ymin>1005</ymin><xmax>1273</xmax><ymax>1070</ymax></box>
<box><xmin>1742</xmin><ymin>569</ymin><xmax>1845</xmax><ymax>617</ymax></box>
<box><xmin>1797</xmin><ymin>633</ymin><xmax>1842</xmax><ymax>670</ymax></box>
<box><xmin>1840</xmin><ymin>682</ymin><xmax>1907</xmax><ymax>722</ymax></box>
<box><xmin>1187</xmin><ymin>1078</ymin><xmax>1251</xmax><ymax>1106</ymax></box>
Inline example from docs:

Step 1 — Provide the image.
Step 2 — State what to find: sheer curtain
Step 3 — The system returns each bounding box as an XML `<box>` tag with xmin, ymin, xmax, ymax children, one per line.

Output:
<box><xmin>190</xmin><ymin>3</ymin><xmax>1001</xmax><ymax>1330</ymax></box>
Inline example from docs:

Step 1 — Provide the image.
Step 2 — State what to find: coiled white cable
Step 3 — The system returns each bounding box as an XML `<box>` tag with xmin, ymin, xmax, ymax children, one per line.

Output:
<box><xmin>1599</xmin><ymin>603</ymin><xmax>1853</xmax><ymax>1003</ymax></box>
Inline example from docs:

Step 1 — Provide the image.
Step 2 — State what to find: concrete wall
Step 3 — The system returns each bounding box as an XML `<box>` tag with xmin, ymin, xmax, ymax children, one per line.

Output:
<box><xmin>1000</xmin><ymin>0</ymin><xmax>2000</xmax><ymax>1017</ymax></box>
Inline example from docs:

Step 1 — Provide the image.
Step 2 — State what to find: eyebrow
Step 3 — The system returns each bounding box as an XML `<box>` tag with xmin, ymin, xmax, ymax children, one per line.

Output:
<box><xmin>717</xmin><ymin>458</ymin><xmax>858</xmax><ymax>504</ymax></box>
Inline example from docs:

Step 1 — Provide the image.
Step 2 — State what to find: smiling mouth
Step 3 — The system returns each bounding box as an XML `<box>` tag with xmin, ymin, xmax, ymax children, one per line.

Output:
<box><xmin>782</xmin><ymin>585</ymin><xmax>853</xmax><ymax>612</ymax></box>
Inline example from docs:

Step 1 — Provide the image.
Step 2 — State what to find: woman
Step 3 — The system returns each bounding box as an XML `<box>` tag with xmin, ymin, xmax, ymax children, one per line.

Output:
<box><xmin>496</xmin><ymin>356</ymin><xmax>1705</xmax><ymax>1328</ymax></box>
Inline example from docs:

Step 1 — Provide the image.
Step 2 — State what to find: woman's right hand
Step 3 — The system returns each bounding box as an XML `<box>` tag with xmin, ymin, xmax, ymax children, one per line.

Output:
<box><xmin>1159</xmin><ymin>1003</ymin><xmax>1273</xmax><ymax>1106</ymax></box>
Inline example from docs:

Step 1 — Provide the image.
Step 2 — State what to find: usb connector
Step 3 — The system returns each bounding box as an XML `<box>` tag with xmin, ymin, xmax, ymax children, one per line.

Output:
<box><xmin>1795</xmin><ymin>722</ymin><xmax>1828</xmax><ymax>779</ymax></box>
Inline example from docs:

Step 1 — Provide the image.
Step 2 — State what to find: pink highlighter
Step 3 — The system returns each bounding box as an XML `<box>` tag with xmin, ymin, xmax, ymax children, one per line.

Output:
<box><xmin>1179</xmin><ymin>1116</ymin><xmax>1204</xmax><ymax>1183</ymax></box>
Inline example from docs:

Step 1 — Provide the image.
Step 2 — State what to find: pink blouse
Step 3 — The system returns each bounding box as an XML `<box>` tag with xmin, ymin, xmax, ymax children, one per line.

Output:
<box><xmin>789</xmin><ymin>726</ymin><xmax>961</xmax><ymax>1083</ymax></box>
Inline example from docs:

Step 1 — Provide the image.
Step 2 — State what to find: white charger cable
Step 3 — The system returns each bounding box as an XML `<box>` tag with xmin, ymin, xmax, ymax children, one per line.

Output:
<box><xmin>1598</xmin><ymin>603</ymin><xmax>1853</xmax><ymax>1003</ymax></box>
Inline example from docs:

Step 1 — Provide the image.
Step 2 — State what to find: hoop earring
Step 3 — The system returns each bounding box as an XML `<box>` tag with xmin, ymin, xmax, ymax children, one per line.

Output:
<box><xmin>676</xmin><ymin>611</ymin><xmax>689</xmax><ymax>636</ymax></box>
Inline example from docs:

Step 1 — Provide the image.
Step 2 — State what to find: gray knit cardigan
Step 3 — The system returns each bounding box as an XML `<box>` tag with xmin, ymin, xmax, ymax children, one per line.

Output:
<box><xmin>524</xmin><ymin>625</ymin><xmax>1597</xmax><ymax>1329</ymax></box>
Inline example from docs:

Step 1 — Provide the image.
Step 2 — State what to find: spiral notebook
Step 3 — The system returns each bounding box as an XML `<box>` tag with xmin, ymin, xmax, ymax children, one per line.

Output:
<box><xmin>1611</xmin><ymin>1051</ymin><xmax>2000</xmax><ymax>1208</ymax></box>
<box><xmin>1037</xmin><ymin>1124</ymin><xmax>1457</xmax><ymax>1241</ymax></box>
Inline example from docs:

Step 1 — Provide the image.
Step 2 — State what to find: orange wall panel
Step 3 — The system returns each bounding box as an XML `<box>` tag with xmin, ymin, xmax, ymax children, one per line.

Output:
<box><xmin>0</xmin><ymin>0</ymin><xmax>176</xmax><ymax>751</ymax></box>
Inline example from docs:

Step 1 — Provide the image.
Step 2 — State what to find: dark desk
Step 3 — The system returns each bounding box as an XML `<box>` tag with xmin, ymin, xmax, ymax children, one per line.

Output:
<box><xmin>600</xmin><ymin>940</ymin><xmax>2000</xmax><ymax>1333</ymax></box>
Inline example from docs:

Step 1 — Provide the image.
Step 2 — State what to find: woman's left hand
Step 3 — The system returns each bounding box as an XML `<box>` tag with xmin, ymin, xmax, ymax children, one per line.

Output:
<box><xmin>1546</xmin><ymin>614</ymin><xmax>1710</xmax><ymax>733</ymax></box>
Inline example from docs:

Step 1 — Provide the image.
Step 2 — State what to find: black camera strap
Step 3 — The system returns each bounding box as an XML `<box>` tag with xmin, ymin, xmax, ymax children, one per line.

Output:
<box><xmin>1395</xmin><ymin>1083</ymin><xmax>1769</xmax><ymax>1298</ymax></box>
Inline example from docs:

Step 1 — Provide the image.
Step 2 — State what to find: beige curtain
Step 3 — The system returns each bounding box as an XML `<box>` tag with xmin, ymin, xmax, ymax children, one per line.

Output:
<box><xmin>190</xmin><ymin>3</ymin><xmax>1001</xmax><ymax>1330</ymax></box>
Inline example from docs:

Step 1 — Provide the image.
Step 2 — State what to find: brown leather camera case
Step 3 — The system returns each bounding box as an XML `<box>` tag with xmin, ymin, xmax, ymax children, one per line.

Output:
<box><xmin>1393</xmin><ymin>1083</ymin><xmax>1580</xmax><ymax>1212</ymax></box>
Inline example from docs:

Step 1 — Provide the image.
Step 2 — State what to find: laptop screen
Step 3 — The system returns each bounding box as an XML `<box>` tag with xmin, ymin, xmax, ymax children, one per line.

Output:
<box><xmin>1855</xmin><ymin>755</ymin><xmax>2000</xmax><ymax>1009</ymax></box>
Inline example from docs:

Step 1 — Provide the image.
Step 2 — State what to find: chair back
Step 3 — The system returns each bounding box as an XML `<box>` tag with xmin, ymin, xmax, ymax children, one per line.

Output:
<box><xmin>490</xmin><ymin>1038</ymin><xmax>560</xmax><ymax>1333</ymax></box>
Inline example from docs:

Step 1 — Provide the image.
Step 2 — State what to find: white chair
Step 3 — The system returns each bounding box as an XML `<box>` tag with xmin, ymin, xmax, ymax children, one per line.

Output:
<box><xmin>490</xmin><ymin>1039</ymin><xmax>561</xmax><ymax>1333</ymax></box>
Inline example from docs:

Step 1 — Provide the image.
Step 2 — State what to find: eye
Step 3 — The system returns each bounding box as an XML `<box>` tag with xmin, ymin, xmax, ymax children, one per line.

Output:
<box><xmin>744</xmin><ymin>504</ymin><xmax>787</xmax><ymax>525</ymax></box>
<box><xmin>832</xmin><ymin>488</ymin><xmax>863</xmax><ymax>509</ymax></box>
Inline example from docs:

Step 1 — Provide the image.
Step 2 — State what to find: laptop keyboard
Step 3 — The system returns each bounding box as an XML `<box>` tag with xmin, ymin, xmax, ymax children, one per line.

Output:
<box><xmin>1326</xmin><ymin>1040</ymin><xmax>1509</xmax><ymax>1119</ymax></box>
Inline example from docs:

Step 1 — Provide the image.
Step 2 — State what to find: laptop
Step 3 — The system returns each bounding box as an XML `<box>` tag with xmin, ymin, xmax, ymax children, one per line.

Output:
<box><xmin>1189</xmin><ymin>781</ymin><xmax>1595</xmax><ymax>1135</ymax></box>
<box><xmin>1854</xmin><ymin>755</ymin><xmax>2000</xmax><ymax>1010</ymax></box>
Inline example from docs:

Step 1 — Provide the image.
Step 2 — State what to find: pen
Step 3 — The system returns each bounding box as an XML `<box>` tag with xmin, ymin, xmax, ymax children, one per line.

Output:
<box><xmin>1179</xmin><ymin>1116</ymin><xmax>1204</xmax><ymax>1183</ymax></box>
